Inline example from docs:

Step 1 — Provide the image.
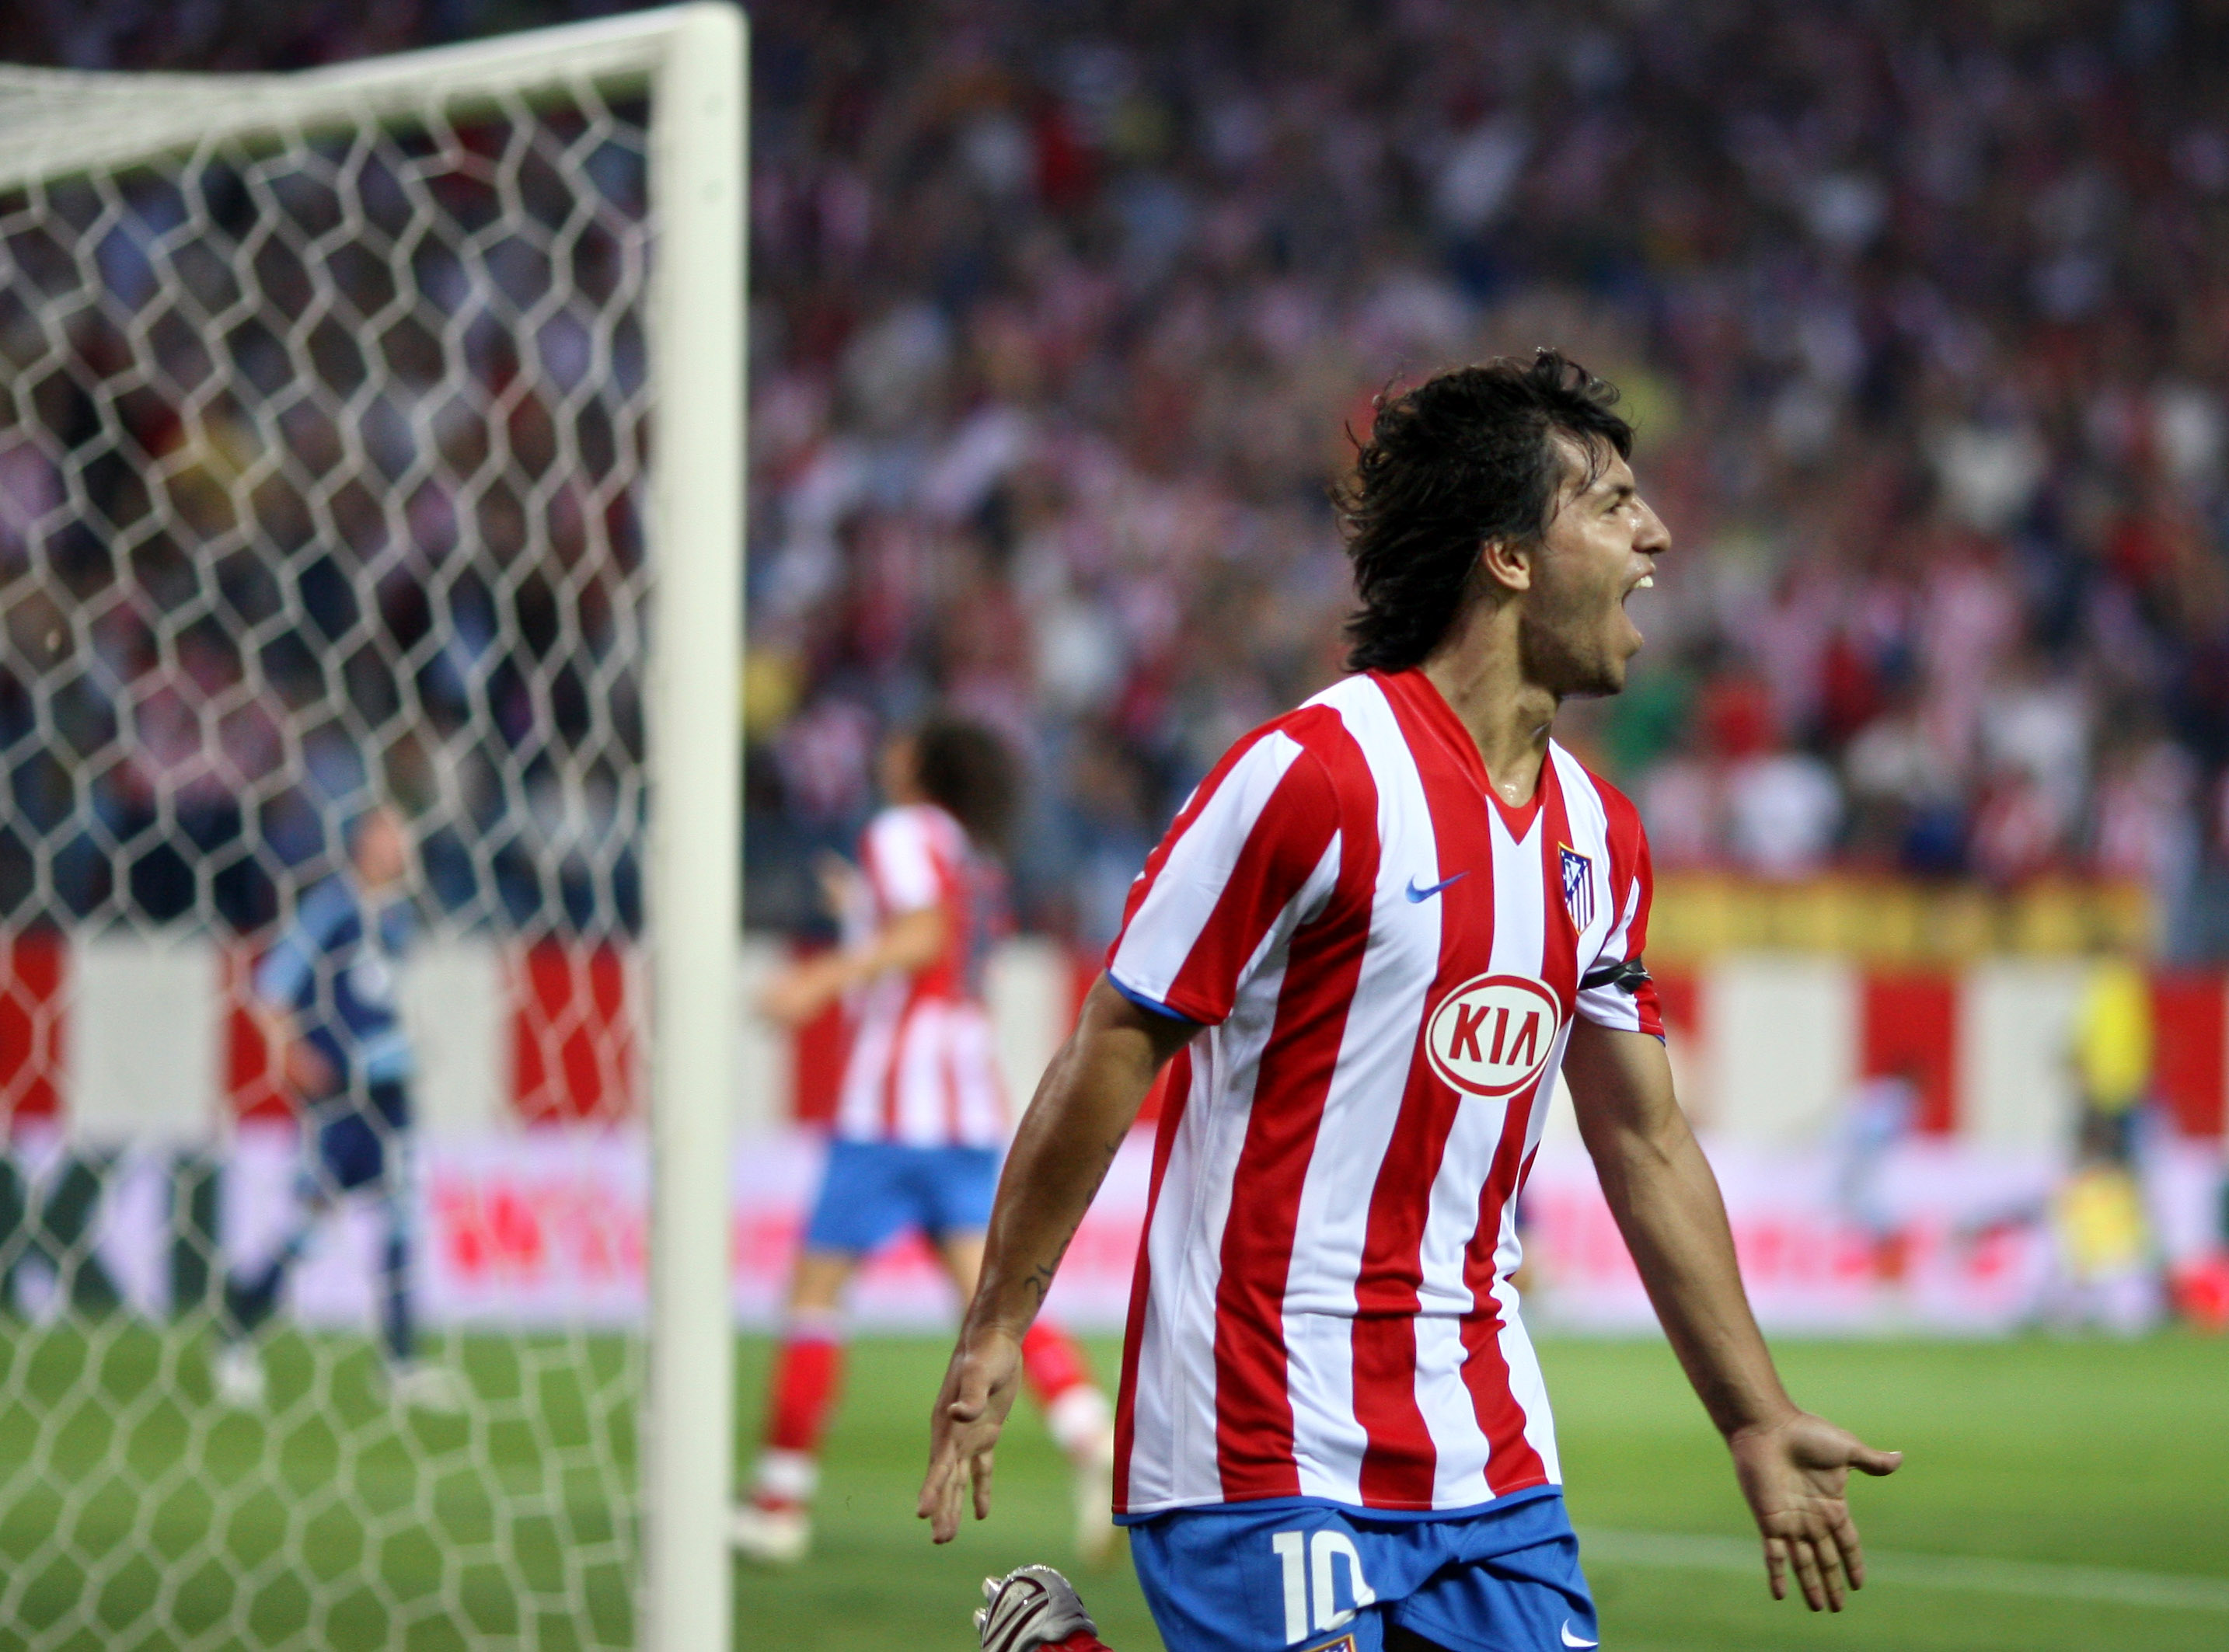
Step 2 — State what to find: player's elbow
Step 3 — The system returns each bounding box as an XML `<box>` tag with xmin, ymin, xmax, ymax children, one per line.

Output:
<box><xmin>881</xmin><ymin>908</ymin><xmax>948</xmax><ymax>970</ymax></box>
<box><xmin>1079</xmin><ymin>975</ymin><xmax>1196</xmax><ymax>1067</ymax></box>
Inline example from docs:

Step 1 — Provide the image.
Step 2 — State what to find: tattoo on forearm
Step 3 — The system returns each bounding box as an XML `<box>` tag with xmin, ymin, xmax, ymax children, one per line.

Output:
<box><xmin>1020</xmin><ymin>1236</ymin><xmax>1073</xmax><ymax>1309</ymax></box>
<box><xmin>1027</xmin><ymin>1135</ymin><xmax>1125</xmax><ymax>1304</ymax></box>
<box><xmin>1000</xmin><ymin>1107</ymin><xmax>1135</xmax><ymax>1316</ymax></box>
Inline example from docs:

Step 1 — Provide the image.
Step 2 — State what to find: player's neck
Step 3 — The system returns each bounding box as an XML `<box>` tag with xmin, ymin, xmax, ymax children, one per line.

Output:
<box><xmin>1419</xmin><ymin>611</ymin><xmax>1558</xmax><ymax>808</ymax></box>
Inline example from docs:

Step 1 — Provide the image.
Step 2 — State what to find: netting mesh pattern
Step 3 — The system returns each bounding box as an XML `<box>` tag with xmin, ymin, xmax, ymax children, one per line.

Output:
<box><xmin>0</xmin><ymin>77</ymin><xmax>651</xmax><ymax>935</ymax></box>
<box><xmin>0</xmin><ymin>57</ymin><xmax>658</xmax><ymax>1650</ymax></box>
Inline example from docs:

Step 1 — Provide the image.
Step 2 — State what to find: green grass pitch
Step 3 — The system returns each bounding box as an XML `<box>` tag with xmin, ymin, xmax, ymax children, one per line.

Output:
<box><xmin>0</xmin><ymin>1326</ymin><xmax>2224</xmax><ymax>1649</ymax></box>
<box><xmin>745</xmin><ymin>1332</ymin><xmax>2229</xmax><ymax>1652</ymax></box>
<box><xmin>0</xmin><ymin>1326</ymin><xmax>639</xmax><ymax>1650</ymax></box>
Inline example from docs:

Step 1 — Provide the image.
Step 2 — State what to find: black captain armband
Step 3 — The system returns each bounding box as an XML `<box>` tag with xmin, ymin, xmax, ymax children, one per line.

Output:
<box><xmin>1579</xmin><ymin>957</ymin><xmax>1652</xmax><ymax>995</ymax></box>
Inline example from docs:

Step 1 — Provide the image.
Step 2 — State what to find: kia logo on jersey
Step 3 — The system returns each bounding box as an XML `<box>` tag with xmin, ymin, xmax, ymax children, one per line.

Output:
<box><xmin>1425</xmin><ymin>973</ymin><xmax>1562</xmax><ymax>1098</ymax></box>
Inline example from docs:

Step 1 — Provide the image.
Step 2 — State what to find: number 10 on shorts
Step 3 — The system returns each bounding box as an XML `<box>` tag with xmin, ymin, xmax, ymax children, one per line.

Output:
<box><xmin>1271</xmin><ymin>1529</ymin><xmax>1377</xmax><ymax>1643</ymax></box>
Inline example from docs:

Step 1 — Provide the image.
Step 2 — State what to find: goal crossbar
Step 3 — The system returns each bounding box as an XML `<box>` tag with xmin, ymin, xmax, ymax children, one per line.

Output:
<box><xmin>0</xmin><ymin>7</ymin><xmax>710</xmax><ymax>190</ymax></box>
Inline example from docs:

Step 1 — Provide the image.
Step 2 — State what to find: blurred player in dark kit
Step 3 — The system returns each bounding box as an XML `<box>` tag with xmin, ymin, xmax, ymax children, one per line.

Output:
<box><xmin>214</xmin><ymin>803</ymin><xmax>462</xmax><ymax>1411</ymax></box>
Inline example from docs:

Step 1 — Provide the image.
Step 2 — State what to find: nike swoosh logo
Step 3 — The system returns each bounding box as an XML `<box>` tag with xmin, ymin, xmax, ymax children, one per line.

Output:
<box><xmin>1404</xmin><ymin>871</ymin><xmax>1469</xmax><ymax>903</ymax></box>
<box><xmin>1559</xmin><ymin>1624</ymin><xmax>1598</xmax><ymax>1648</ymax></box>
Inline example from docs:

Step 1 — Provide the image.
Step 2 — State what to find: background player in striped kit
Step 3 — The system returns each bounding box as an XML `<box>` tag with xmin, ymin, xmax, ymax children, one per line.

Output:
<box><xmin>212</xmin><ymin>803</ymin><xmax>462</xmax><ymax>1412</ymax></box>
<box><xmin>922</xmin><ymin>355</ymin><xmax>1900</xmax><ymax>1652</ymax></box>
<box><xmin>734</xmin><ymin>717</ymin><xmax>1117</xmax><ymax>1565</ymax></box>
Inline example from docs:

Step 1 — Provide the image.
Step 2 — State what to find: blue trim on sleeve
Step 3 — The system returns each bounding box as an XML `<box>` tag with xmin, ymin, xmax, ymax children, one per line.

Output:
<box><xmin>1108</xmin><ymin>974</ymin><xmax>1201</xmax><ymax>1026</ymax></box>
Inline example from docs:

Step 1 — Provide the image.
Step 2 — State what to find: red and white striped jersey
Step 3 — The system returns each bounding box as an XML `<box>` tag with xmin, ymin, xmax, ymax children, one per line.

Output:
<box><xmin>1106</xmin><ymin>667</ymin><xmax>1661</xmax><ymax>1517</ymax></box>
<box><xmin>833</xmin><ymin>803</ymin><xmax>1007</xmax><ymax>1148</ymax></box>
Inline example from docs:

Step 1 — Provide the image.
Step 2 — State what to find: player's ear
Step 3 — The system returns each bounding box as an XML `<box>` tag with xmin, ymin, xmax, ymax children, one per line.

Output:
<box><xmin>1477</xmin><ymin>535</ymin><xmax>1533</xmax><ymax>595</ymax></box>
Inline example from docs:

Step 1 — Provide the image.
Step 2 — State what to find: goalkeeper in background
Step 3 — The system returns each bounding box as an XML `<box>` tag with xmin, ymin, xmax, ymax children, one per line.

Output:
<box><xmin>211</xmin><ymin>803</ymin><xmax>462</xmax><ymax>1411</ymax></box>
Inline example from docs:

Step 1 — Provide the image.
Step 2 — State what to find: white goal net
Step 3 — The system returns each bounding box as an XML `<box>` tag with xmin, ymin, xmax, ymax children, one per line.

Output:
<box><xmin>0</xmin><ymin>9</ymin><xmax>742</xmax><ymax>1649</ymax></box>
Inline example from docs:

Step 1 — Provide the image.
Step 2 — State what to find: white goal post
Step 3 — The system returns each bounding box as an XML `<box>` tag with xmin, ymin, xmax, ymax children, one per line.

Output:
<box><xmin>0</xmin><ymin>8</ymin><xmax>744</xmax><ymax>1649</ymax></box>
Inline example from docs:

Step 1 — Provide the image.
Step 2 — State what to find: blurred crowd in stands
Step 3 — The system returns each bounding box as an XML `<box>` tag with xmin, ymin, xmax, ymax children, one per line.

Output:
<box><xmin>9</xmin><ymin>1</ymin><xmax>2229</xmax><ymax>958</ymax></box>
<box><xmin>0</xmin><ymin>1</ymin><xmax>651</xmax><ymax>932</ymax></box>
<box><xmin>736</xmin><ymin>0</ymin><xmax>2229</xmax><ymax>959</ymax></box>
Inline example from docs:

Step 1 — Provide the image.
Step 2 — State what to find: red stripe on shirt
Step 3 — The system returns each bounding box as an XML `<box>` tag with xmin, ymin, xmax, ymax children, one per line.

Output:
<box><xmin>1350</xmin><ymin>678</ymin><xmax>1506</xmax><ymax>1507</ymax></box>
<box><xmin>1456</xmin><ymin>768</ymin><xmax>1585</xmax><ymax>1497</ymax></box>
<box><xmin>942</xmin><ymin>1010</ymin><xmax>963</xmax><ymax>1141</ymax></box>
<box><xmin>1153</xmin><ymin>707</ymin><xmax>1349</xmax><ymax>1025</ymax></box>
<box><xmin>1113</xmin><ymin>1040</ymin><xmax>1192</xmax><ymax>1514</ymax></box>
<box><xmin>879</xmin><ymin>984</ymin><xmax>926</xmax><ymax>1137</ymax></box>
<box><xmin>1592</xmin><ymin>774</ymin><xmax>1663</xmax><ymax>1038</ymax></box>
<box><xmin>1209</xmin><ymin>716</ymin><xmax>1380</xmax><ymax>1502</ymax></box>
<box><xmin>1109</xmin><ymin>722</ymin><xmax>1287</xmax><ymax>950</ymax></box>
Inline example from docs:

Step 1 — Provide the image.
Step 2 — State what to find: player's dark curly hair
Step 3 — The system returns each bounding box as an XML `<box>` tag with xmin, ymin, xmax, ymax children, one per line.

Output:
<box><xmin>912</xmin><ymin>716</ymin><xmax>1019</xmax><ymax>856</ymax></box>
<box><xmin>1334</xmin><ymin>350</ymin><xmax>1633</xmax><ymax>674</ymax></box>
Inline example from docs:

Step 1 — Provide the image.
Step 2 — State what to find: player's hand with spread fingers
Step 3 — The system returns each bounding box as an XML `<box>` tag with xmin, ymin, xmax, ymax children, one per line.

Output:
<box><xmin>1728</xmin><ymin>1409</ymin><xmax>1903</xmax><ymax>1612</ymax></box>
<box><xmin>919</xmin><ymin>1324</ymin><xmax>1026</xmax><ymax>1542</ymax></box>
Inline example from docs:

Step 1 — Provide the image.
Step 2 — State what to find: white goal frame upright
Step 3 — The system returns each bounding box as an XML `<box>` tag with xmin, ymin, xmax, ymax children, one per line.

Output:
<box><xmin>0</xmin><ymin>9</ymin><xmax>745</xmax><ymax>1648</ymax></box>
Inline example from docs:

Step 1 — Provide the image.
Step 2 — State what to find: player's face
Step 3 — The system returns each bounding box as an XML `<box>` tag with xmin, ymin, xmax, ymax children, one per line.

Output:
<box><xmin>353</xmin><ymin>807</ymin><xmax>410</xmax><ymax>890</ymax></box>
<box><xmin>1516</xmin><ymin>437</ymin><xmax>1668</xmax><ymax>699</ymax></box>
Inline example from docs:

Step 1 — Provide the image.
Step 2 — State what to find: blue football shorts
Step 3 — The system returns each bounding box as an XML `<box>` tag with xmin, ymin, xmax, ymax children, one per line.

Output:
<box><xmin>1126</xmin><ymin>1487</ymin><xmax>1597</xmax><ymax>1652</ymax></box>
<box><xmin>801</xmin><ymin>1138</ymin><xmax>999</xmax><ymax>1255</ymax></box>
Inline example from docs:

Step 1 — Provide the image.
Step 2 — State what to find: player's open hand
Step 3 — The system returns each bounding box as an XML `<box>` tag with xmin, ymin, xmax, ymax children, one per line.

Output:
<box><xmin>757</xmin><ymin>966</ymin><xmax>829</xmax><ymax>1028</ymax></box>
<box><xmin>1728</xmin><ymin>1410</ymin><xmax>1902</xmax><ymax>1612</ymax></box>
<box><xmin>812</xmin><ymin>851</ymin><xmax>865</xmax><ymax>920</ymax></box>
<box><xmin>918</xmin><ymin>1324</ymin><xmax>1024</xmax><ymax>1542</ymax></box>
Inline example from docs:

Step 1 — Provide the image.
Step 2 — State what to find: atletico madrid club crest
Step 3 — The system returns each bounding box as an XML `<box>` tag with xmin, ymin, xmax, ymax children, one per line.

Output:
<box><xmin>1559</xmin><ymin>843</ymin><xmax>1594</xmax><ymax>931</ymax></box>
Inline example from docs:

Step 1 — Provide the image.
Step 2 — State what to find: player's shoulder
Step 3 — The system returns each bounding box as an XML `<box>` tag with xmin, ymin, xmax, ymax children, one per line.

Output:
<box><xmin>294</xmin><ymin>876</ymin><xmax>361</xmax><ymax>944</ymax></box>
<box><xmin>1550</xmin><ymin>741</ymin><xmax>1648</xmax><ymax>851</ymax></box>
<box><xmin>1188</xmin><ymin>675</ymin><xmax>1436</xmax><ymax>836</ymax></box>
<box><xmin>1176</xmin><ymin>675</ymin><xmax>1414</xmax><ymax>843</ymax></box>
<box><xmin>864</xmin><ymin>800</ymin><xmax>965</xmax><ymax>870</ymax></box>
<box><xmin>866</xmin><ymin>800</ymin><xmax>948</xmax><ymax>845</ymax></box>
<box><xmin>1245</xmin><ymin>673</ymin><xmax>1394</xmax><ymax>782</ymax></box>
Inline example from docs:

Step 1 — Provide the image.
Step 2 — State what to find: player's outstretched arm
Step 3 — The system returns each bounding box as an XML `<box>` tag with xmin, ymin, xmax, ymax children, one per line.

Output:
<box><xmin>759</xmin><ymin>904</ymin><xmax>946</xmax><ymax>1026</ymax></box>
<box><xmin>1562</xmin><ymin>1020</ymin><xmax>1903</xmax><ymax>1612</ymax></box>
<box><xmin>919</xmin><ymin>978</ymin><xmax>1192</xmax><ymax>1542</ymax></box>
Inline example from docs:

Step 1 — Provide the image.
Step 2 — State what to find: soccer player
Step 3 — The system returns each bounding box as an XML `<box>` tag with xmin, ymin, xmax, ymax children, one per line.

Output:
<box><xmin>213</xmin><ymin>803</ymin><xmax>462</xmax><ymax>1410</ymax></box>
<box><xmin>733</xmin><ymin>717</ymin><xmax>1117</xmax><ymax>1566</ymax></box>
<box><xmin>923</xmin><ymin>354</ymin><xmax>1901</xmax><ymax>1652</ymax></box>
